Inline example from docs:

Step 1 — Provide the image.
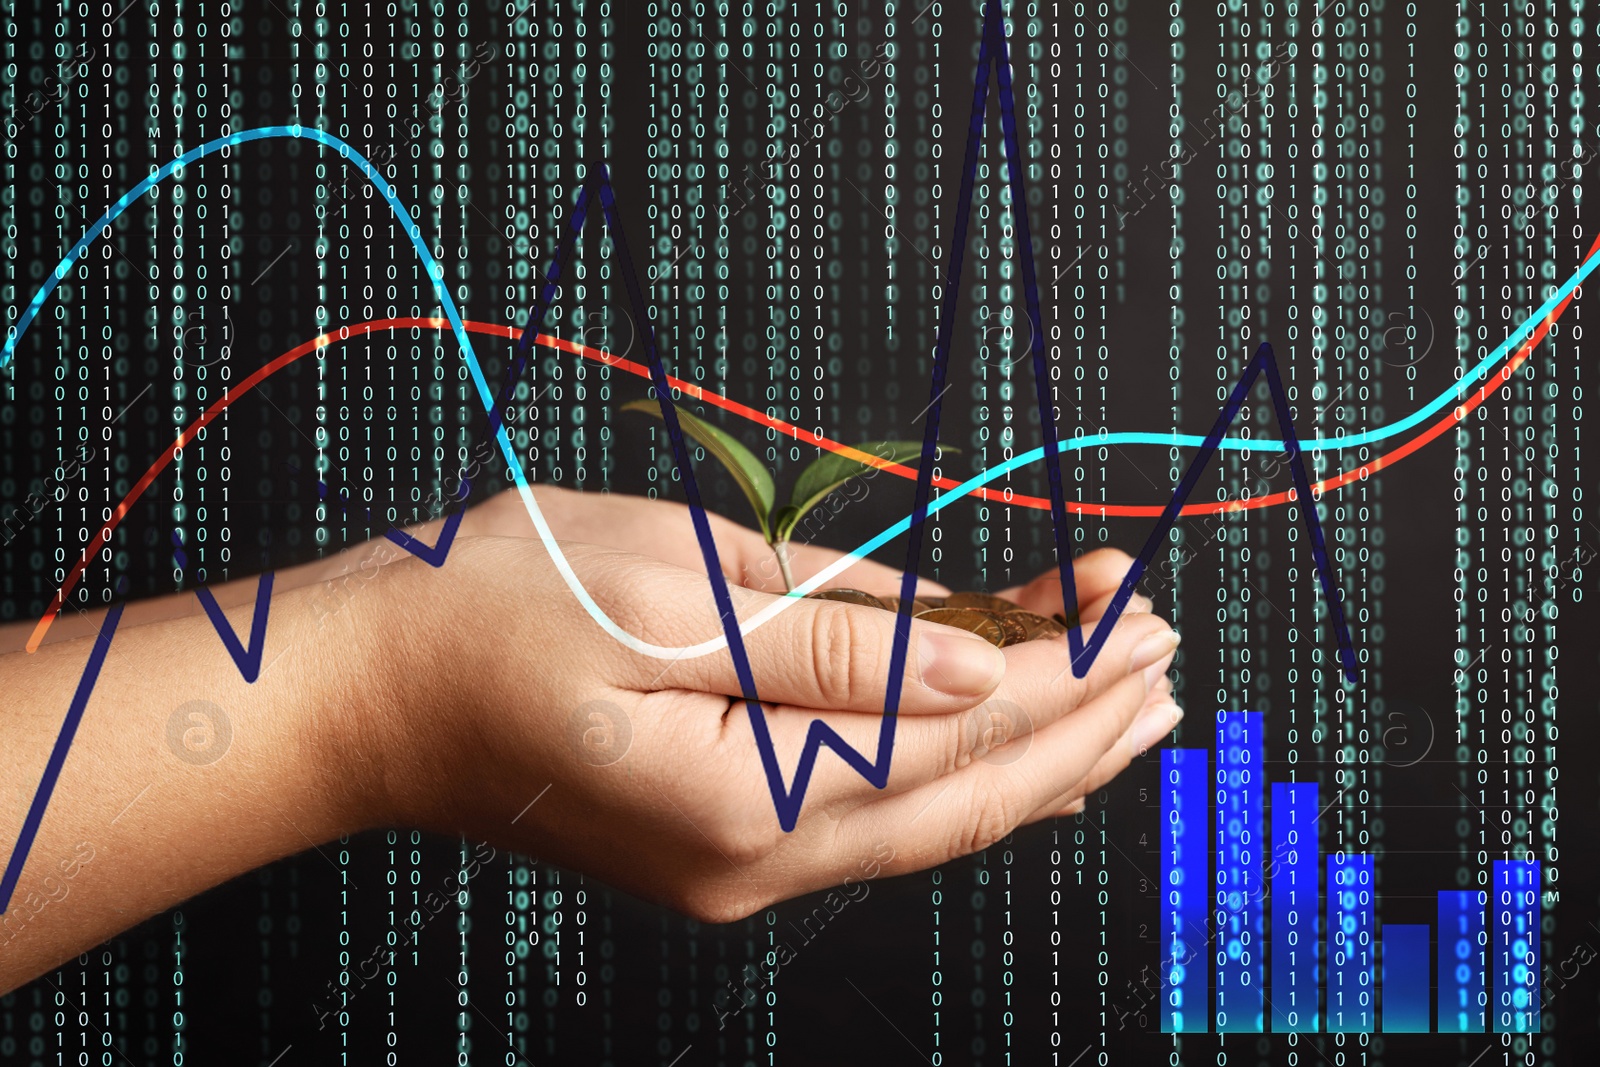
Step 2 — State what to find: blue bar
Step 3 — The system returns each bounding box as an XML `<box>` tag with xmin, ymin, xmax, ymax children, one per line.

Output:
<box><xmin>1492</xmin><ymin>860</ymin><xmax>1540</xmax><ymax>1033</ymax></box>
<box><xmin>1215</xmin><ymin>712</ymin><xmax>1263</xmax><ymax>1033</ymax></box>
<box><xmin>1438</xmin><ymin>890</ymin><xmax>1487</xmax><ymax>1033</ymax></box>
<box><xmin>1326</xmin><ymin>854</ymin><xmax>1374</xmax><ymax>1032</ymax></box>
<box><xmin>1270</xmin><ymin>782</ymin><xmax>1319</xmax><ymax>1032</ymax></box>
<box><xmin>1160</xmin><ymin>748</ymin><xmax>1209</xmax><ymax>1033</ymax></box>
<box><xmin>1381</xmin><ymin>924</ymin><xmax>1431</xmax><ymax>1032</ymax></box>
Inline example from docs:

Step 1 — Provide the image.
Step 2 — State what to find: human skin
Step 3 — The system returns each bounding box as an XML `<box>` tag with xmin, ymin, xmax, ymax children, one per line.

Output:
<box><xmin>0</xmin><ymin>486</ymin><xmax>1179</xmax><ymax>995</ymax></box>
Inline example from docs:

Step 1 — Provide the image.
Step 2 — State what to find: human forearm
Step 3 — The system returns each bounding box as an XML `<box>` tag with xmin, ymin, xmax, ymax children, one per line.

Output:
<box><xmin>0</xmin><ymin>575</ymin><xmax>386</xmax><ymax>994</ymax></box>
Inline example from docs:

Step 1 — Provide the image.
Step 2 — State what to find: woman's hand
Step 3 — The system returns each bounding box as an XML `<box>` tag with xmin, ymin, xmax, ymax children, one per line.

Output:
<box><xmin>0</xmin><ymin>492</ymin><xmax>1179</xmax><ymax>994</ymax></box>
<box><xmin>358</xmin><ymin>534</ymin><xmax>1181</xmax><ymax>921</ymax></box>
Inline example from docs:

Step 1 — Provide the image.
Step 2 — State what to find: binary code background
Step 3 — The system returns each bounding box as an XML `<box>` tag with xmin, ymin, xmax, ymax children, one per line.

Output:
<box><xmin>2</xmin><ymin>0</ymin><xmax>1597</xmax><ymax>1065</ymax></box>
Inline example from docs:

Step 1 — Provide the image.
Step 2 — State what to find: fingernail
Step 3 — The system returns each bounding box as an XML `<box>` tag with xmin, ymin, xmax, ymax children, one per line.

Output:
<box><xmin>1132</xmin><ymin>702</ymin><xmax>1184</xmax><ymax>756</ymax></box>
<box><xmin>918</xmin><ymin>630</ymin><xmax>1007</xmax><ymax>696</ymax></box>
<box><xmin>1128</xmin><ymin>628</ymin><xmax>1181</xmax><ymax>676</ymax></box>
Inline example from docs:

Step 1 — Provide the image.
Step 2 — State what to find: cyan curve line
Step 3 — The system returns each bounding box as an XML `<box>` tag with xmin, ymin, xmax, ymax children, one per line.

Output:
<box><xmin>5</xmin><ymin>126</ymin><xmax>1596</xmax><ymax>656</ymax></box>
<box><xmin>0</xmin><ymin>125</ymin><xmax>729</xmax><ymax>660</ymax></box>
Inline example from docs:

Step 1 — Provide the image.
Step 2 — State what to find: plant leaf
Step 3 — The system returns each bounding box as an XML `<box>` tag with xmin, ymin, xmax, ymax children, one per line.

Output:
<box><xmin>622</xmin><ymin>398</ymin><xmax>776</xmax><ymax>540</ymax></box>
<box><xmin>778</xmin><ymin>440</ymin><xmax>953</xmax><ymax>542</ymax></box>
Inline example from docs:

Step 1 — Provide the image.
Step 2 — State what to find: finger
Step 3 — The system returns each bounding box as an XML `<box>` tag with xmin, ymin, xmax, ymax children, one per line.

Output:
<box><xmin>997</xmin><ymin>548</ymin><xmax>1136</xmax><ymax>615</ymax></box>
<box><xmin>1148</xmin><ymin>670</ymin><xmax>1173</xmax><ymax>705</ymax></box>
<box><xmin>1070</xmin><ymin>547</ymin><xmax>1140</xmax><ymax>604</ymax></box>
<box><xmin>837</xmin><ymin>671</ymin><xmax>1154</xmax><ymax>866</ymax></box>
<box><xmin>1028</xmin><ymin>673</ymin><xmax>1177</xmax><ymax>821</ymax></box>
<box><xmin>1023</xmin><ymin>697</ymin><xmax>1185</xmax><ymax>825</ymax></box>
<box><xmin>859</xmin><ymin>612</ymin><xmax>1178</xmax><ymax>799</ymax></box>
<box><xmin>983</xmin><ymin>666</ymin><xmax>1176</xmax><ymax>809</ymax></box>
<box><xmin>992</xmin><ymin>547</ymin><xmax>1145</xmax><ymax>620</ymax></box>
<box><xmin>650</xmin><ymin>586</ymin><xmax>1008</xmax><ymax>715</ymax></box>
<box><xmin>1080</xmin><ymin>587</ymin><xmax>1152</xmax><ymax>626</ymax></box>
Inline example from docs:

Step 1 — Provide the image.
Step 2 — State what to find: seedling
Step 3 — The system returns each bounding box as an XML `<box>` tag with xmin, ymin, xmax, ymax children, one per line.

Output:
<box><xmin>623</xmin><ymin>399</ymin><xmax>953</xmax><ymax>592</ymax></box>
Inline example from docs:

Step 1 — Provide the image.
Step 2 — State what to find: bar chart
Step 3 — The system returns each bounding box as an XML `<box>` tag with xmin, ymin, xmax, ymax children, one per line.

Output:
<box><xmin>1159</xmin><ymin>711</ymin><xmax>1543</xmax><ymax>1034</ymax></box>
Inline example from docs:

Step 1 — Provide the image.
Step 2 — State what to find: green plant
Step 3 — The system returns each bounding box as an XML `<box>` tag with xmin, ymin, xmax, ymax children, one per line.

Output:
<box><xmin>623</xmin><ymin>399</ymin><xmax>952</xmax><ymax>592</ymax></box>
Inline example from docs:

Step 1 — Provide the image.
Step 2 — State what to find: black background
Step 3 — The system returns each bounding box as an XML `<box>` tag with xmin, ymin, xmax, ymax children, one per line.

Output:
<box><xmin>2</xmin><ymin>1</ymin><xmax>1597</xmax><ymax>1064</ymax></box>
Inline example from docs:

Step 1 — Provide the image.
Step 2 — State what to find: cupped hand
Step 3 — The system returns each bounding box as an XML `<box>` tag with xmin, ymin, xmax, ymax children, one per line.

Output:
<box><xmin>353</xmin><ymin>534</ymin><xmax>1180</xmax><ymax>922</ymax></box>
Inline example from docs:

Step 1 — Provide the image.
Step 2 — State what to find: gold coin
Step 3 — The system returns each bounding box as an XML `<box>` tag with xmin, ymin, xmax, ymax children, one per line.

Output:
<box><xmin>984</xmin><ymin>611</ymin><xmax>1030</xmax><ymax>647</ymax></box>
<box><xmin>806</xmin><ymin>588</ymin><xmax>887</xmax><ymax>609</ymax></box>
<box><xmin>917</xmin><ymin>594</ymin><xmax>947</xmax><ymax>609</ymax></box>
<box><xmin>915</xmin><ymin>608</ymin><xmax>1007</xmax><ymax>647</ymax></box>
<box><xmin>944</xmin><ymin>591</ymin><xmax>1021</xmax><ymax>612</ymax></box>
<box><xmin>1011</xmin><ymin>611</ymin><xmax>1067</xmax><ymax>640</ymax></box>
<box><xmin>880</xmin><ymin>596</ymin><xmax>934</xmax><ymax>615</ymax></box>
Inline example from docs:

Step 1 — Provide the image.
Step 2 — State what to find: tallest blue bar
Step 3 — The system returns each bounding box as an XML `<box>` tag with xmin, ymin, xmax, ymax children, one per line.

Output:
<box><xmin>1216</xmin><ymin>712</ymin><xmax>1263</xmax><ymax>1032</ymax></box>
<box><xmin>1160</xmin><ymin>748</ymin><xmax>1209</xmax><ymax>1032</ymax></box>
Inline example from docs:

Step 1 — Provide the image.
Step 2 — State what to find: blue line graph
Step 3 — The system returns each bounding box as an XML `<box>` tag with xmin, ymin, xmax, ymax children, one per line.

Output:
<box><xmin>0</xmin><ymin>0</ymin><xmax>1583</xmax><ymax>905</ymax></box>
<box><xmin>193</xmin><ymin>573</ymin><xmax>275</xmax><ymax>683</ymax></box>
<box><xmin>384</xmin><ymin>479</ymin><xmax>474</xmax><ymax>568</ymax></box>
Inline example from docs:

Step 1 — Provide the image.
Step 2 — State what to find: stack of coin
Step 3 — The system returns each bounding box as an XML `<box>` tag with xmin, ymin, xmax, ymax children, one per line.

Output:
<box><xmin>804</xmin><ymin>589</ymin><xmax>1074</xmax><ymax>648</ymax></box>
<box><xmin>880</xmin><ymin>595</ymin><xmax>937</xmax><ymax>615</ymax></box>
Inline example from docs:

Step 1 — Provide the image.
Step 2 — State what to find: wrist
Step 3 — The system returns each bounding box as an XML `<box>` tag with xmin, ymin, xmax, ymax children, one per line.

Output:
<box><xmin>289</xmin><ymin>552</ymin><xmax>438</xmax><ymax>837</ymax></box>
<box><xmin>325</xmin><ymin>545</ymin><xmax>490</xmax><ymax>836</ymax></box>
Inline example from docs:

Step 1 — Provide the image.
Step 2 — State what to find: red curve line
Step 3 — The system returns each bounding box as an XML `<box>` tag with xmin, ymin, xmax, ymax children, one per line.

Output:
<box><xmin>1184</xmin><ymin>232</ymin><xmax>1598</xmax><ymax>515</ymax></box>
<box><xmin>26</xmin><ymin>239</ymin><xmax>1591</xmax><ymax>655</ymax></box>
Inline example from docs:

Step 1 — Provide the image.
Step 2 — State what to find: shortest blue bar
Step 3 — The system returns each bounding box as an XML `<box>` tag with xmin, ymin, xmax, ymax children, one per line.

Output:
<box><xmin>1382</xmin><ymin>924</ymin><xmax>1430</xmax><ymax>1032</ymax></box>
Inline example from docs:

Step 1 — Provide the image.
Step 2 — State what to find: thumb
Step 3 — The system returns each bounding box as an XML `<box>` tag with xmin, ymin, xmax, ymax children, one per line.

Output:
<box><xmin>655</xmin><ymin>592</ymin><xmax>1007</xmax><ymax>716</ymax></box>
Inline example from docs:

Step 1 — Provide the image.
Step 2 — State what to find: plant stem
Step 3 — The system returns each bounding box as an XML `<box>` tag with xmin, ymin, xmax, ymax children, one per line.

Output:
<box><xmin>773</xmin><ymin>539</ymin><xmax>796</xmax><ymax>593</ymax></box>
